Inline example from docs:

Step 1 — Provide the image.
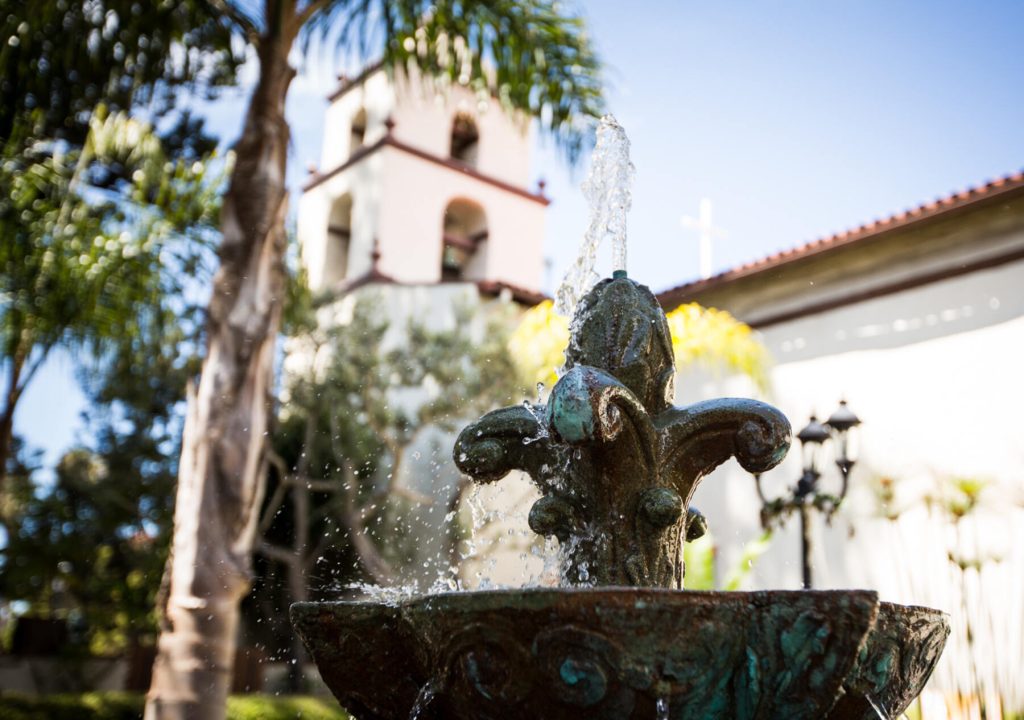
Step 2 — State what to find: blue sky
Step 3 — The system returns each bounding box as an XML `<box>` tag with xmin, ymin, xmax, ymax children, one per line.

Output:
<box><xmin>15</xmin><ymin>0</ymin><xmax>1024</xmax><ymax>465</ymax></box>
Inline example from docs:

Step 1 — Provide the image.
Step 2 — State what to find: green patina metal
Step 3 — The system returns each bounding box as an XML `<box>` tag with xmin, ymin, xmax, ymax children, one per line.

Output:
<box><xmin>455</xmin><ymin>274</ymin><xmax>792</xmax><ymax>587</ymax></box>
<box><xmin>559</xmin><ymin>657</ymin><xmax>606</xmax><ymax>706</ymax></box>
<box><xmin>292</xmin><ymin>272</ymin><xmax>951</xmax><ymax>720</ymax></box>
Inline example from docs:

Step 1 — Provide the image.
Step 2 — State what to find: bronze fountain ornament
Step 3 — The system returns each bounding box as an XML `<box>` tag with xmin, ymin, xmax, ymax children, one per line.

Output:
<box><xmin>455</xmin><ymin>270</ymin><xmax>790</xmax><ymax>589</ymax></box>
<box><xmin>292</xmin><ymin>270</ymin><xmax>949</xmax><ymax>720</ymax></box>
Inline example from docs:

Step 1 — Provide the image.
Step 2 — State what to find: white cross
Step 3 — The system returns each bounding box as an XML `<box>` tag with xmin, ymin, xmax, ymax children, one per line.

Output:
<box><xmin>681</xmin><ymin>198</ymin><xmax>727</xmax><ymax>280</ymax></box>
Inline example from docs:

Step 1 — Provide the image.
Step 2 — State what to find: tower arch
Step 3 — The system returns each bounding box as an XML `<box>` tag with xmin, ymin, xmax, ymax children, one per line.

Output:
<box><xmin>324</xmin><ymin>193</ymin><xmax>353</xmax><ymax>286</ymax></box>
<box><xmin>441</xmin><ymin>198</ymin><xmax>488</xmax><ymax>281</ymax></box>
<box><xmin>449</xmin><ymin>112</ymin><xmax>480</xmax><ymax>168</ymax></box>
<box><xmin>349</xmin><ymin>107</ymin><xmax>368</xmax><ymax>156</ymax></box>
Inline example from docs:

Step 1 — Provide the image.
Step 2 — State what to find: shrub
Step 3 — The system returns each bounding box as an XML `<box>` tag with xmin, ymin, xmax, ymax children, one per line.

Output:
<box><xmin>0</xmin><ymin>693</ymin><xmax>348</xmax><ymax>720</ymax></box>
<box><xmin>227</xmin><ymin>695</ymin><xmax>348</xmax><ymax>720</ymax></box>
<box><xmin>0</xmin><ymin>692</ymin><xmax>143</xmax><ymax>720</ymax></box>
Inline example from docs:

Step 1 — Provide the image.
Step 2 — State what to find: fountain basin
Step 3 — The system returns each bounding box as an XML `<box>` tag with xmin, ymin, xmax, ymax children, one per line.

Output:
<box><xmin>291</xmin><ymin>588</ymin><xmax>948</xmax><ymax>720</ymax></box>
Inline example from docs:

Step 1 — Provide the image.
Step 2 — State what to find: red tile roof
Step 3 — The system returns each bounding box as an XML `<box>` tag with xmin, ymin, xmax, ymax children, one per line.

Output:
<box><xmin>656</xmin><ymin>169</ymin><xmax>1024</xmax><ymax>307</ymax></box>
<box><xmin>334</xmin><ymin>274</ymin><xmax>547</xmax><ymax>307</ymax></box>
<box><xmin>475</xmin><ymin>280</ymin><xmax>549</xmax><ymax>306</ymax></box>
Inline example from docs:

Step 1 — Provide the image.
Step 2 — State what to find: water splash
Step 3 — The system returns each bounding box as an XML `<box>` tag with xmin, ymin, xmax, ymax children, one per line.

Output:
<box><xmin>865</xmin><ymin>693</ymin><xmax>890</xmax><ymax>720</ymax></box>
<box><xmin>521</xmin><ymin>400</ymin><xmax>549</xmax><ymax>445</ymax></box>
<box><xmin>656</xmin><ymin>693</ymin><xmax>670</xmax><ymax>720</ymax></box>
<box><xmin>555</xmin><ymin>114</ymin><xmax>636</xmax><ymax>318</ymax></box>
<box><xmin>536</xmin><ymin>536</ymin><xmax>562</xmax><ymax>586</ymax></box>
<box><xmin>409</xmin><ymin>678</ymin><xmax>441</xmax><ymax>719</ymax></box>
<box><xmin>345</xmin><ymin>581</ymin><xmax>424</xmax><ymax>606</ymax></box>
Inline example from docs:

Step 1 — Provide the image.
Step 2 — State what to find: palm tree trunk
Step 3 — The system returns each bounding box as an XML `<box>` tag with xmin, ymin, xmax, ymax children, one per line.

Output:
<box><xmin>145</xmin><ymin>30</ymin><xmax>294</xmax><ymax>720</ymax></box>
<box><xmin>0</xmin><ymin>346</ymin><xmax>27</xmax><ymax>495</ymax></box>
<box><xmin>0</xmin><ymin>358</ymin><xmax>21</xmax><ymax>492</ymax></box>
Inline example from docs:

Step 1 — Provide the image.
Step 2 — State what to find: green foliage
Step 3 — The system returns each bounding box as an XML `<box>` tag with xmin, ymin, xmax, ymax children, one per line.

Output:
<box><xmin>299</xmin><ymin>0</ymin><xmax>604</xmax><ymax>162</ymax></box>
<box><xmin>866</xmin><ymin>475</ymin><xmax>901</xmax><ymax>521</ymax></box>
<box><xmin>283</xmin><ymin>294</ymin><xmax>522</xmax><ymax>476</ymax></box>
<box><xmin>0</xmin><ymin>692</ymin><xmax>143</xmax><ymax>720</ymax></box>
<box><xmin>682</xmin><ymin>534</ymin><xmax>715</xmax><ymax>590</ymax></box>
<box><xmin>723</xmin><ymin>530</ymin><xmax>774</xmax><ymax>591</ymax></box>
<box><xmin>0</xmin><ymin>444</ymin><xmax>173</xmax><ymax>654</ymax></box>
<box><xmin>0</xmin><ymin>108</ymin><xmax>226</xmax><ymax>652</ymax></box>
<box><xmin>0</xmin><ymin>0</ymin><xmax>239</xmax><ymax>151</ymax></box>
<box><xmin>682</xmin><ymin>530</ymin><xmax>775</xmax><ymax>591</ymax></box>
<box><xmin>226</xmin><ymin>694</ymin><xmax>349</xmax><ymax>720</ymax></box>
<box><xmin>0</xmin><ymin>0</ymin><xmax>238</xmax><ymax>503</ymax></box>
<box><xmin>384</xmin><ymin>0</ymin><xmax>604</xmax><ymax>161</ymax></box>
<box><xmin>665</xmin><ymin>303</ymin><xmax>773</xmax><ymax>395</ymax></box>
<box><xmin>0</xmin><ymin>437</ymin><xmax>40</xmax><ymax>535</ymax></box>
<box><xmin>1</xmin><ymin>105</ymin><xmax>224</xmax><ymax>363</ymax></box>
<box><xmin>0</xmin><ymin>693</ymin><xmax>349</xmax><ymax>720</ymax></box>
<box><xmin>252</xmin><ymin>294</ymin><xmax>525</xmax><ymax>659</ymax></box>
<box><xmin>0</xmin><ymin>105</ymin><xmax>226</xmax><ymax>488</ymax></box>
<box><xmin>508</xmin><ymin>299</ymin><xmax>570</xmax><ymax>389</ymax></box>
<box><xmin>939</xmin><ymin>476</ymin><xmax>988</xmax><ymax>520</ymax></box>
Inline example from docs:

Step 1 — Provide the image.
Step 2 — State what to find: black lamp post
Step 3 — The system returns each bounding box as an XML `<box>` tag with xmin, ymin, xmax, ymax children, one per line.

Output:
<box><xmin>754</xmin><ymin>400</ymin><xmax>861</xmax><ymax>589</ymax></box>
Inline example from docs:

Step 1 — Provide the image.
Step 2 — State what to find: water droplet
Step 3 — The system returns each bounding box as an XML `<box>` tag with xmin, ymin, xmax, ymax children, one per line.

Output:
<box><xmin>865</xmin><ymin>694</ymin><xmax>890</xmax><ymax>720</ymax></box>
<box><xmin>409</xmin><ymin>679</ymin><xmax>440</xmax><ymax>719</ymax></box>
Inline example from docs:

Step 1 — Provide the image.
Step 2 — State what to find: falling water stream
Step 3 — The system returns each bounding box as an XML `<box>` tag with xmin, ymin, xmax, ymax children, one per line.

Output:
<box><xmin>865</xmin><ymin>693</ymin><xmax>891</xmax><ymax>720</ymax></box>
<box><xmin>555</xmin><ymin>114</ymin><xmax>636</xmax><ymax>318</ymax></box>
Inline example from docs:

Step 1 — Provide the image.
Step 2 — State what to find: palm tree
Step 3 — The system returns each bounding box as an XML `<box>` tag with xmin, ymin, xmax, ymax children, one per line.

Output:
<box><xmin>145</xmin><ymin>2</ymin><xmax>602</xmax><ymax>718</ymax></box>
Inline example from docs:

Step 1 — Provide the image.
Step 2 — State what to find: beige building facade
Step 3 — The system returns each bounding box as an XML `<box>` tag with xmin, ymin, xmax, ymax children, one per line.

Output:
<box><xmin>658</xmin><ymin>172</ymin><xmax>1024</xmax><ymax>713</ymax></box>
<box><xmin>297</xmin><ymin>65</ymin><xmax>548</xmax><ymax>298</ymax></box>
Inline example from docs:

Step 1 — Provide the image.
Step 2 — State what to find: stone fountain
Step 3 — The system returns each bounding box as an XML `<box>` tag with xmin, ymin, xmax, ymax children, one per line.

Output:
<box><xmin>291</xmin><ymin>119</ymin><xmax>949</xmax><ymax>720</ymax></box>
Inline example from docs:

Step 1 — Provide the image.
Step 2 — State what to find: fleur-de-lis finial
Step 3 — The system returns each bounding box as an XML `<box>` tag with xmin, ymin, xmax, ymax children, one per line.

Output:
<box><xmin>455</xmin><ymin>273</ymin><xmax>792</xmax><ymax>588</ymax></box>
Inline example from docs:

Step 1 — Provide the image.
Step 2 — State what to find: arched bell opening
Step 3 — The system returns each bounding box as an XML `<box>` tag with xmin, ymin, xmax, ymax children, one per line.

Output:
<box><xmin>450</xmin><ymin>112</ymin><xmax>480</xmax><ymax>168</ymax></box>
<box><xmin>349</xmin><ymin>107</ymin><xmax>367</xmax><ymax>156</ymax></box>
<box><xmin>324</xmin><ymin>193</ymin><xmax>353</xmax><ymax>286</ymax></box>
<box><xmin>441</xmin><ymin>198</ymin><xmax>488</xmax><ymax>281</ymax></box>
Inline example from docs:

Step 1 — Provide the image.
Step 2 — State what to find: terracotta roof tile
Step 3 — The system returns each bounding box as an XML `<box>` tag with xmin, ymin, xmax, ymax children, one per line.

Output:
<box><xmin>475</xmin><ymin>280</ymin><xmax>548</xmax><ymax>306</ymax></box>
<box><xmin>656</xmin><ymin>169</ymin><xmax>1024</xmax><ymax>306</ymax></box>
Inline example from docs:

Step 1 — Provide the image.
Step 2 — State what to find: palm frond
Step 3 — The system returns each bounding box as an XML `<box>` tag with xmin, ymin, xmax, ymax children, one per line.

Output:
<box><xmin>216</xmin><ymin>0</ymin><xmax>265</xmax><ymax>39</ymax></box>
<box><xmin>302</xmin><ymin>0</ymin><xmax>604</xmax><ymax>164</ymax></box>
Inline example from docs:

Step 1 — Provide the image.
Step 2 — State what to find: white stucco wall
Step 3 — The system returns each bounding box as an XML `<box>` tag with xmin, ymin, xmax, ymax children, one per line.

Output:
<box><xmin>675</xmin><ymin>258</ymin><xmax>1024</xmax><ymax>708</ymax></box>
<box><xmin>321</xmin><ymin>72</ymin><xmax>394</xmax><ymax>168</ymax></box>
<box><xmin>320</xmin><ymin>68</ymin><xmax>532</xmax><ymax>186</ymax></box>
<box><xmin>297</xmin><ymin>152</ymin><xmax>384</xmax><ymax>291</ymax></box>
<box><xmin>681</xmin><ymin>258</ymin><xmax>1024</xmax><ymax>588</ymax></box>
<box><xmin>387</xmin><ymin>70</ymin><xmax>533</xmax><ymax>187</ymax></box>
<box><xmin>300</xmin><ymin>67</ymin><xmax>545</xmax><ymax>294</ymax></box>
<box><xmin>375</xmin><ymin>147</ymin><xmax>545</xmax><ymax>287</ymax></box>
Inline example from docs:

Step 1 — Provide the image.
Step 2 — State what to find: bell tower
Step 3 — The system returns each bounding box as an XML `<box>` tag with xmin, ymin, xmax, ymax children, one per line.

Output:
<box><xmin>297</xmin><ymin>66</ymin><xmax>549</xmax><ymax>301</ymax></box>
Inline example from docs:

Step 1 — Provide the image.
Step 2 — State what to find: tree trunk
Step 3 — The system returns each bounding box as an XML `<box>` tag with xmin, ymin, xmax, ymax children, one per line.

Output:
<box><xmin>145</xmin><ymin>31</ymin><xmax>294</xmax><ymax>720</ymax></box>
<box><xmin>0</xmin><ymin>349</ymin><xmax>25</xmax><ymax>495</ymax></box>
